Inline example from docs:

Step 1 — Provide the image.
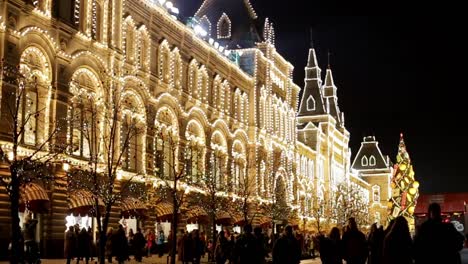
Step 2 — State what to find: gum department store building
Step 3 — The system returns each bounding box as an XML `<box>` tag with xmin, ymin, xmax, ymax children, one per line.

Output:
<box><xmin>0</xmin><ymin>0</ymin><xmax>393</xmax><ymax>258</ymax></box>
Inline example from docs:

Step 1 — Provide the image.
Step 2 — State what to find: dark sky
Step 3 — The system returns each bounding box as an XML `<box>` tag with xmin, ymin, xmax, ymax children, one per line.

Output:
<box><xmin>175</xmin><ymin>0</ymin><xmax>468</xmax><ymax>194</ymax></box>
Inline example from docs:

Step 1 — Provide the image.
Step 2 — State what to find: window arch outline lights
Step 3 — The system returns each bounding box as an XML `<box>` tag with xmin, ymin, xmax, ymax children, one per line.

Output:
<box><xmin>217</xmin><ymin>13</ymin><xmax>232</xmax><ymax>39</ymax></box>
<box><xmin>361</xmin><ymin>156</ymin><xmax>369</xmax><ymax>167</ymax></box>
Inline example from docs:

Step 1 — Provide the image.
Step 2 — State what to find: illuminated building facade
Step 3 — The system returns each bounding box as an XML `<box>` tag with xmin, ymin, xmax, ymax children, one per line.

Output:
<box><xmin>0</xmin><ymin>0</ymin><xmax>384</xmax><ymax>258</ymax></box>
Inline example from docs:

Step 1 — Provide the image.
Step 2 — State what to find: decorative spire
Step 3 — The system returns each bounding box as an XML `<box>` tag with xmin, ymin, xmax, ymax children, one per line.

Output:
<box><xmin>327</xmin><ymin>50</ymin><xmax>331</xmax><ymax>69</ymax></box>
<box><xmin>324</xmin><ymin>66</ymin><xmax>335</xmax><ymax>87</ymax></box>
<box><xmin>310</xmin><ymin>28</ymin><xmax>314</xmax><ymax>49</ymax></box>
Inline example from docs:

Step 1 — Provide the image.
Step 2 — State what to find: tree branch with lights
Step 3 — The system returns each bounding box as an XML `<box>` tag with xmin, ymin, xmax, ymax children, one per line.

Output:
<box><xmin>0</xmin><ymin>59</ymin><xmax>65</xmax><ymax>264</ymax></box>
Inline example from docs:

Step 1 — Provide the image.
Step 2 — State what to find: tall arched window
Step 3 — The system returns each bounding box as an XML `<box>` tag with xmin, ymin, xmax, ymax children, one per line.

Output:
<box><xmin>211</xmin><ymin>131</ymin><xmax>227</xmax><ymax>189</ymax></box>
<box><xmin>19</xmin><ymin>46</ymin><xmax>52</xmax><ymax>146</ymax></box>
<box><xmin>121</xmin><ymin>93</ymin><xmax>145</xmax><ymax>173</ymax></box>
<box><xmin>232</xmin><ymin>141</ymin><xmax>246</xmax><ymax>192</ymax></box>
<box><xmin>124</xmin><ymin>18</ymin><xmax>136</xmax><ymax>62</ymax></box>
<box><xmin>369</xmin><ymin>155</ymin><xmax>376</xmax><ymax>166</ymax></box>
<box><xmin>199</xmin><ymin>66</ymin><xmax>209</xmax><ymax>103</ymax></box>
<box><xmin>139</xmin><ymin>27</ymin><xmax>150</xmax><ymax>71</ymax></box>
<box><xmin>155</xmin><ymin>108</ymin><xmax>178</xmax><ymax>179</ymax></box>
<box><xmin>68</xmin><ymin>68</ymin><xmax>103</xmax><ymax>159</ymax></box>
<box><xmin>185</xmin><ymin>121</ymin><xmax>205</xmax><ymax>184</ymax></box>
<box><xmin>212</xmin><ymin>76</ymin><xmax>222</xmax><ymax>109</ymax></box>
<box><xmin>91</xmin><ymin>0</ymin><xmax>103</xmax><ymax>41</ymax></box>
<box><xmin>188</xmin><ymin>60</ymin><xmax>199</xmax><ymax>98</ymax></box>
<box><xmin>172</xmin><ymin>49</ymin><xmax>182</xmax><ymax>89</ymax></box>
<box><xmin>217</xmin><ymin>13</ymin><xmax>231</xmax><ymax>39</ymax></box>
<box><xmin>158</xmin><ymin>41</ymin><xmax>171</xmax><ymax>82</ymax></box>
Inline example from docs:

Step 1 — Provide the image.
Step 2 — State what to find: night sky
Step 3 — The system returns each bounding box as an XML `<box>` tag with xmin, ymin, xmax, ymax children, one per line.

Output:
<box><xmin>175</xmin><ymin>0</ymin><xmax>468</xmax><ymax>194</ymax></box>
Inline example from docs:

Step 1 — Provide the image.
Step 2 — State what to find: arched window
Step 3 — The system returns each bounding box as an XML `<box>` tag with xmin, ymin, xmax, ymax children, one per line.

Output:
<box><xmin>213</xmin><ymin>76</ymin><xmax>222</xmax><ymax>109</ymax></box>
<box><xmin>68</xmin><ymin>68</ymin><xmax>103</xmax><ymax>159</ymax></box>
<box><xmin>188</xmin><ymin>60</ymin><xmax>199</xmax><ymax>98</ymax></box>
<box><xmin>158</xmin><ymin>41</ymin><xmax>171</xmax><ymax>82</ymax></box>
<box><xmin>361</xmin><ymin>156</ymin><xmax>369</xmax><ymax>166</ymax></box>
<box><xmin>155</xmin><ymin>108</ymin><xmax>178</xmax><ymax>179</ymax></box>
<box><xmin>91</xmin><ymin>0</ymin><xmax>103</xmax><ymax>41</ymax></box>
<box><xmin>369</xmin><ymin>155</ymin><xmax>376</xmax><ymax>166</ymax></box>
<box><xmin>199</xmin><ymin>16</ymin><xmax>211</xmax><ymax>37</ymax></box>
<box><xmin>124</xmin><ymin>19</ymin><xmax>136</xmax><ymax>62</ymax></box>
<box><xmin>139</xmin><ymin>27</ymin><xmax>150</xmax><ymax>71</ymax></box>
<box><xmin>19</xmin><ymin>46</ymin><xmax>52</xmax><ymax>146</ymax></box>
<box><xmin>306</xmin><ymin>95</ymin><xmax>315</xmax><ymax>111</ymax></box>
<box><xmin>185</xmin><ymin>121</ymin><xmax>205</xmax><ymax>184</ymax></box>
<box><xmin>199</xmin><ymin>66</ymin><xmax>209</xmax><ymax>103</ymax></box>
<box><xmin>372</xmin><ymin>185</ymin><xmax>380</xmax><ymax>202</ymax></box>
<box><xmin>172</xmin><ymin>49</ymin><xmax>182</xmax><ymax>89</ymax></box>
<box><xmin>121</xmin><ymin>94</ymin><xmax>145</xmax><ymax>173</ymax></box>
<box><xmin>217</xmin><ymin>13</ymin><xmax>231</xmax><ymax>39</ymax></box>
<box><xmin>74</xmin><ymin>0</ymin><xmax>86</xmax><ymax>31</ymax></box>
<box><xmin>232</xmin><ymin>141</ymin><xmax>246</xmax><ymax>192</ymax></box>
<box><xmin>211</xmin><ymin>131</ymin><xmax>227</xmax><ymax>189</ymax></box>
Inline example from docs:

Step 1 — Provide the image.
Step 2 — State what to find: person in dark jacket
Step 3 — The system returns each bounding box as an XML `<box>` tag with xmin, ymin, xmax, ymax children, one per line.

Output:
<box><xmin>383</xmin><ymin>216</ymin><xmax>413</xmax><ymax>264</ymax></box>
<box><xmin>113</xmin><ymin>225</ymin><xmax>128</xmax><ymax>264</ymax></box>
<box><xmin>319</xmin><ymin>227</ymin><xmax>342</xmax><ymax>264</ymax></box>
<box><xmin>367</xmin><ymin>224</ymin><xmax>384</xmax><ymax>264</ymax></box>
<box><xmin>414</xmin><ymin>203</ymin><xmax>465</xmax><ymax>264</ymax></box>
<box><xmin>182</xmin><ymin>231</ymin><xmax>194</xmax><ymax>264</ymax></box>
<box><xmin>233</xmin><ymin>224</ymin><xmax>257</xmax><ymax>264</ymax></box>
<box><xmin>77</xmin><ymin>227</ymin><xmax>91</xmax><ymax>264</ymax></box>
<box><xmin>65</xmin><ymin>226</ymin><xmax>77</xmax><ymax>264</ymax></box>
<box><xmin>272</xmin><ymin>225</ymin><xmax>301</xmax><ymax>264</ymax></box>
<box><xmin>342</xmin><ymin>217</ymin><xmax>368</xmax><ymax>264</ymax></box>
<box><xmin>253</xmin><ymin>227</ymin><xmax>268</xmax><ymax>264</ymax></box>
<box><xmin>133</xmin><ymin>228</ymin><xmax>146</xmax><ymax>262</ymax></box>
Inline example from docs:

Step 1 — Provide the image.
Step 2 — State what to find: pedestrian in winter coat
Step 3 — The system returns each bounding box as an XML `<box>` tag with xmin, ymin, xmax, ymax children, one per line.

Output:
<box><xmin>182</xmin><ymin>231</ymin><xmax>194</xmax><ymax>264</ymax></box>
<box><xmin>367</xmin><ymin>224</ymin><xmax>384</xmax><ymax>264</ymax></box>
<box><xmin>133</xmin><ymin>228</ymin><xmax>146</xmax><ymax>262</ymax></box>
<box><xmin>383</xmin><ymin>216</ymin><xmax>413</xmax><ymax>264</ymax></box>
<box><xmin>342</xmin><ymin>218</ymin><xmax>368</xmax><ymax>264</ymax></box>
<box><xmin>214</xmin><ymin>228</ymin><xmax>230</xmax><ymax>264</ymax></box>
<box><xmin>105</xmin><ymin>227</ymin><xmax>113</xmax><ymax>263</ymax></box>
<box><xmin>233</xmin><ymin>224</ymin><xmax>258</xmax><ymax>264</ymax></box>
<box><xmin>156</xmin><ymin>230</ymin><xmax>165</xmax><ymax>257</ymax></box>
<box><xmin>414</xmin><ymin>203</ymin><xmax>465</xmax><ymax>264</ymax></box>
<box><xmin>319</xmin><ymin>227</ymin><xmax>342</xmax><ymax>264</ymax></box>
<box><xmin>253</xmin><ymin>227</ymin><xmax>268</xmax><ymax>264</ymax></box>
<box><xmin>114</xmin><ymin>225</ymin><xmax>129</xmax><ymax>264</ymax></box>
<box><xmin>145</xmin><ymin>229</ymin><xmax>155</xmax><ymax>257</ymax></box>
<box><xmin>65</xmin><ymin>226</ymin><xmax>77</xmax><ymax>264</ymax></box>
<box><xmin>192</xmin><ymin>230</ymin><xmax>204</xmax><ymax>264</ymax></box>
<box><xmin>177</xmin><ymin>229</ymin><xmax>185</xmax><ymax>262</ymax></box>
<box><xmin>77</xmin><ymin>227</ymin><xmax>91</xmax><ymax>264</ymax></box>
<box><xmin>272</xmin><ymin>225</ymin><xmax>301</xmax><ymax>264</ymax></box>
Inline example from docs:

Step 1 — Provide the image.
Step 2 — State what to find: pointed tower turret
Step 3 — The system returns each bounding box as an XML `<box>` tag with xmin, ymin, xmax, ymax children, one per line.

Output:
<box><xmin>297</xmin><ymin>47</ymin><xmax>326</xmax><ymax>116</ymax></box>
<box><xmin>322</xmin><ymin>66</ymin><xmax>342</xmax><ymax>125</ymax></box>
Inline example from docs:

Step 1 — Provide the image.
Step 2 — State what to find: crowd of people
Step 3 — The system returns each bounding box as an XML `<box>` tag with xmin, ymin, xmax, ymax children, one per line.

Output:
<box><xmin>316</xmin><ymin>203</ymin><xmax>465</xmax><ymax>264</ymax></box>
<box><xmin>14</xmin><ymin>202</ymin><xmax>466</xmax><ymax>264</ymax></box>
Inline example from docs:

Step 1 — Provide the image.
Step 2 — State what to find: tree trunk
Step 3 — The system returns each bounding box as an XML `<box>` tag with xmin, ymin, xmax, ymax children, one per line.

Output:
<box><xmin>9</xmin><ymin>167</ymin><xmax>21</xmax><ymax>264</ymax></box>
<box><xmin>170</xmin><ymin>202</ymin><xmax>178</xmax><ymax>264</ymax></box>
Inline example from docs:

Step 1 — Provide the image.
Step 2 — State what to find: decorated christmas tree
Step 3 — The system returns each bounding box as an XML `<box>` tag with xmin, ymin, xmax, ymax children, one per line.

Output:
<box><xmin>388</xmin><ymin>133</ymin><xmax>419</xmax><ymax>230</ymax></box>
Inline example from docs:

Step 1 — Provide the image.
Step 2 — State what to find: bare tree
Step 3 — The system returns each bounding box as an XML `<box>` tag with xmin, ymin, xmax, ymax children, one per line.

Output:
<box><xmin>66</xmin><ymin>82</ymin><xmax>143</xmax><ymax>264</ymax></box>
<box><xmin>153</xmin><ymin>131</ymin><xmax>189</xmax><ymax>264</ymax></box>
<box><xmin>330</xmin><ymin>182</ymin><xmax>369</xmax><ymax>228</ymax></box>
<box><xmin>261</xmin><ymin>174</ymin><xmax>291</xmax><ymax>232</ymax></box>
<box><xmin>309</xmin><ymin>195</ymin><xmax>330</xmax><ymax>233</ymax></box>
<box><xmin>0</xmin><ymin>60</ymin><xmax>63</xmax><ymax>264</ymax></box>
